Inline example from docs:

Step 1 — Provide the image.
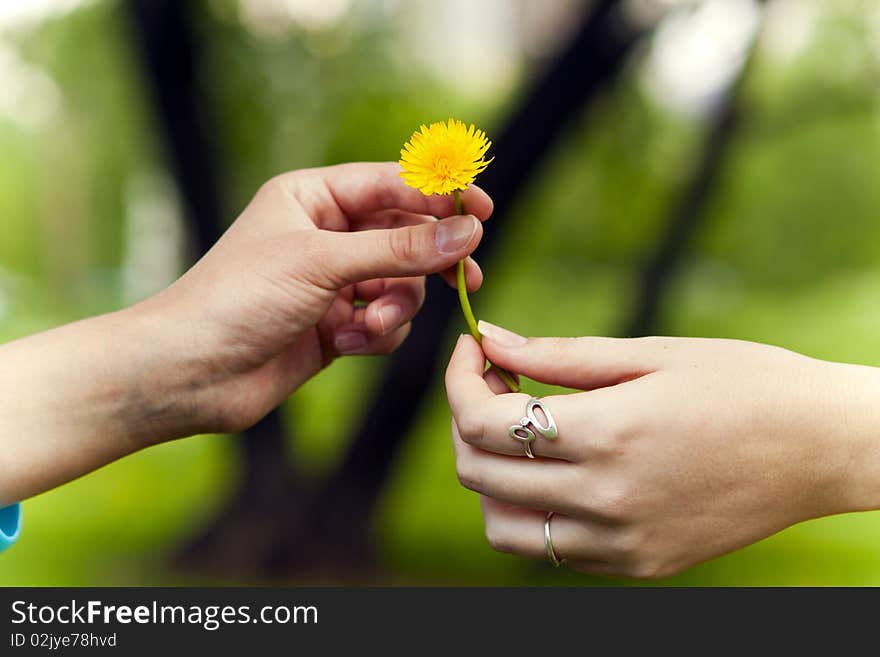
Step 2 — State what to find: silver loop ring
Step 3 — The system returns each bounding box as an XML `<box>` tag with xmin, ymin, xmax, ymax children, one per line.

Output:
<box><xmin>508</xmin><ymin>422</ymin><xmax>536</xmax><ymax>458</ymax></box>
<box><xmin>508</xmin><ymin>397</ymin><xmax>558</xmax><ymax>458</ymax></box>
<box><xmin>544</xmin><ymin>512</ymin><xmax>564</xmax><ymax>567</ymax></box>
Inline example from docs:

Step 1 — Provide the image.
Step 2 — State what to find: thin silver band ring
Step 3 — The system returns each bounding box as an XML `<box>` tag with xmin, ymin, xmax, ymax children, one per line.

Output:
<box><xmin>544</xmin><ymin>511</ymin><xmax>564</xmax><ymax>567</ymax></box>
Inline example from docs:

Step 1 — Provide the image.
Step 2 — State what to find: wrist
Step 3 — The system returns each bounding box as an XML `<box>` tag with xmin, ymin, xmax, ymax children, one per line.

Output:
<box><xmin>0</xmin><ymin>300</ymin><xmax>220</xmax><ymax>503</ymax></box>
<box><xmin>114</xmin><ymin>299</ymin><xmax>221</xmax><ymax>446</ymax></box>
<box><xmin>818</xmin><ymin>359</ymin><xmax>880</xmax><ymax>515</ymax></box>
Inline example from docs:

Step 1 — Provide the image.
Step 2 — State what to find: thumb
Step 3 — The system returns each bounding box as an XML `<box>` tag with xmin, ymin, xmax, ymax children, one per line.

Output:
<box><xmin>312</xmin><ymin>214</ymin><xmax>481</xmax><ymax>287</ymax></box>
<box><xmin>477</xmin><ymin>320</ymin><xmax>665</xmax><ymax>390</ymax></box>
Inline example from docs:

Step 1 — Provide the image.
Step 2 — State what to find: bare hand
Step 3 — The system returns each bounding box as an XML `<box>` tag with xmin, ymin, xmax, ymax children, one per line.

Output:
<box><xmin>144</xmin><ymin>162</ymin><xmax>492</xmax><ymax>434</ymax></box>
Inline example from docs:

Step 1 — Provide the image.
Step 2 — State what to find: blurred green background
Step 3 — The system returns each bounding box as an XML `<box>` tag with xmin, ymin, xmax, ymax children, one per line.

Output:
<box><xmin>3</xmin><ymin>0</ymin><xmax>880</xmax><ymax>586</ymax></box>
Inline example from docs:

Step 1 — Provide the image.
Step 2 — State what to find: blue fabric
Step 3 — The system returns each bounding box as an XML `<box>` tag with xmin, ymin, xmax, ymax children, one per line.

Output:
<box><xmin>0</xmin><ymin>504</ymin><xmax>21</xmax><ymax>552</ymax></box>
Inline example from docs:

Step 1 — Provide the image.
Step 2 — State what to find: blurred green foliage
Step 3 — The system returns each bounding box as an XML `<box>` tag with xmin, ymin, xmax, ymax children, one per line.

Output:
<box><xmin>2</xmin><ymin>0</ymin><xmax>880</xmax><ymax>585</ymax></box>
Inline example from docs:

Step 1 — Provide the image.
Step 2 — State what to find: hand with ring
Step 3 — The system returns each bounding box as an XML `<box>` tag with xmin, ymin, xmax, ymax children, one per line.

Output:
<box><xmin>445</xmin><ymin>321</ymin><xmax>880</xmax><ymax>579</ymax></box>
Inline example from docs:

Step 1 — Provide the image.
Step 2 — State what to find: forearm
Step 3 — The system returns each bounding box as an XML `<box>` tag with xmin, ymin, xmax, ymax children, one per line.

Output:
<box><xmin>0</xmin><ymin>304</ymin><xmax>209</xmax><ymax>505</ymax></box>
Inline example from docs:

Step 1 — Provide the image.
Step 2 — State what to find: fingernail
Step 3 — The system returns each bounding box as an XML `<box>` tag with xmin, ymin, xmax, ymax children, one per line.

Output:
<box><xmin>335</xmin><ymin>331</ymin><xmax>368</xmax><ymax>354</ymax></box>
<box><xmin>477</xmin><ymin>320</ymin><xmax>527</xmax><ymax>347</ymax></box>
<box><xmin>377</xmin><ymin>304</ymin><xmax>402</xmax><ymax>335</ymax></box>
<box><xmin>435</xmin><ymin>215</ymin><xmax>477</xmax><ymax>254</ymax></box>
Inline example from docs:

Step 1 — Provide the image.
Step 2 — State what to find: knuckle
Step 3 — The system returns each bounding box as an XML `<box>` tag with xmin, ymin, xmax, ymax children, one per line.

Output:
<box><xmin>609</xmin><ymin>527</ymin><xmax>674</xmax><ymax>580</ymax></box>
<box><xmin>589</xmin><ymin>432</ymin><xmax>618</xmax><ymax>460</ymax></box>
<box><xmin>388</xmin><ymin>226</ymin><xmax>419</xmax><ymax>263</ymax></box>
<box><xmin>255</xmin><ymin>175</ymin><xmax>284</xmax><ymax>200</ymax></box>
<box><xmin>575</xmin><ymin>391</ymin><xmax>638</xmax><ymax>460</ymax></box>
<box><xmin>484</xmin><ymin>525</ymin><xmax>514</xmax><ymax>554</ymax></box>
<box><xmin>456</xmin><ymin>409</ymin><xmax>485</xmax><ymax>446</ymax></box>
<box><xmin>592</xmin><ymin>483</ymin><xmax>636</xmax><ymax>522</ymax></box>
<box><xmin>455</xmin><ymin>459</ymin><xmax>483</xmax><ymax>492</ymax></box>
<box><xmin>256</xmin><ymin>173</ymin><xmax>301</xmax><ymax>208</ymax></box>
<box><xmin>591</xmin><ymin>411</ymin><xmax>639</xmax><ymax>459</ymax></box>
<box><xmin>608</xmin><ymin>526</ymin><xmax>648</xmax><ymax>561</ymax></box>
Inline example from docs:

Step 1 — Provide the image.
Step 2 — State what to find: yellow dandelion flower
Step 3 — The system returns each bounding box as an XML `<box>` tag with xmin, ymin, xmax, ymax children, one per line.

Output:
<box><xmin>399</xmin><ymin>118</ymin><xmax>493</xmax><ymax>196</ymax></box>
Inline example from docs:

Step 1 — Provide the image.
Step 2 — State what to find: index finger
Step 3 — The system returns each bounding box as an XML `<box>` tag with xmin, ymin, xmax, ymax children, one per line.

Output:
<box><xmin>446</xmin><ymin>335</ymin><xmax>586</xmax><ymax>461</ymax></box>
<box><xmin>287</xmin><ymin>162</ymin><xmax>494</xmax><ymax>224</ymax></box>
<box><xmin>445</xmin><ymin>334</ymin><xmax>498</xmax><ymax>421</ymax></box>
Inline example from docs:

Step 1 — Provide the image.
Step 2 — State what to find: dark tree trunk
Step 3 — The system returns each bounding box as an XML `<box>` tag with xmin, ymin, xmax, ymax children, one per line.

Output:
<box><xmin>127</xmin><ymin>0</ymin><xmax>297</xmax><ymax>571</ymax></box>
<box><xmin>622</xmin><ymin>24</ymin><xmax>762</xmax><ymax>337</ymax></box>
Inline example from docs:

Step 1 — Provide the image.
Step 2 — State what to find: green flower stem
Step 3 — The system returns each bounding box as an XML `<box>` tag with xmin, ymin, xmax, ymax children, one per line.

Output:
<box><xmin>456</xmin><ymin>259</ymin><xmax>480</xmax><ymax>339</ymax></box>
<box><xmin>453</xmin><ymin>190</ymin><xmax>519</xmax><ymax>393</ymax></box>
